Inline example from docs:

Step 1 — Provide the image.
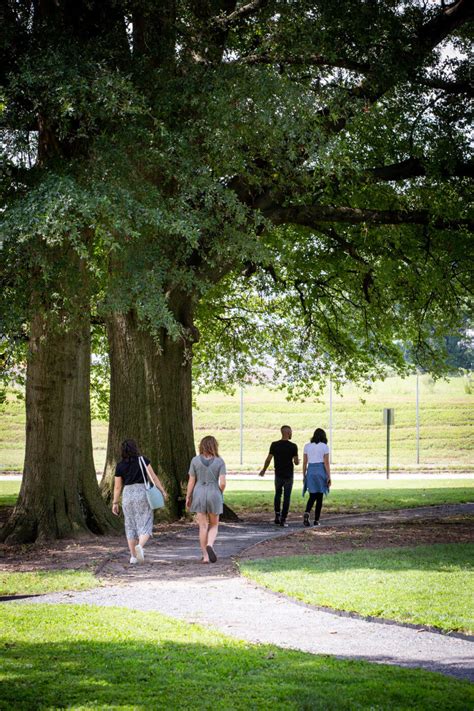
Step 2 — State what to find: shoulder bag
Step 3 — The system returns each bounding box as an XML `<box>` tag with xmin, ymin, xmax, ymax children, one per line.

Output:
<box><xmin>139</xmin><ymin>456</ymin><xmax>165</xmax><ymax>509</ymax></box>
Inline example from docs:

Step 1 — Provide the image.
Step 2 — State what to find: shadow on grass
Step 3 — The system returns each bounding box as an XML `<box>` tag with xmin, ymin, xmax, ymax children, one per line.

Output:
<box><xmin>1</xmin><ymin>635</ymin><xmax>472</xmax><ymax>709</ymax></box>
<box><xmin>241</xmin><ymin>542</ymin><xmax>474</xmax><ymax>574</ymax></box>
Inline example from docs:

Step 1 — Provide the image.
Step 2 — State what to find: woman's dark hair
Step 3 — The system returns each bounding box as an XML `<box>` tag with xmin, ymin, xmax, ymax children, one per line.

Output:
<box><xmin>121</xmin><ymin>439</ymin><xmax>140</xmax><ymax>459</ymax></box>
<box><xmin>311</xmin><ymin>428</ymin><xmax>328</xmax><ymax>444</ymax></box>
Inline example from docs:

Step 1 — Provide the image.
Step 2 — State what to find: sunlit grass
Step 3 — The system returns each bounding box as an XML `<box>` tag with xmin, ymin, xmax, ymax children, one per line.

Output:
<box><xmin>1</xmin><ymin>374</ymin><xmax>473</xmax><ymax>471</ymax></box>
<box><xmin>1</xmin><ymin>478</ymin><xmax>472</xmax><ymax>515</ymax></box>
<box><xmin>0</xmin><ymin>570</ymin><xmax>101</xmax><ymax>596</ymax></box>
<box><xmin>0</xmin><ymin>604</ymin><xmax>472</xmax><ymax>709</ymax></box>
<box><xmin>240</xmin><ymin>543</ymin><xmax>474</xmax><ymax>633</ymax></box>
<box><xmin>223</xmin><ymin>478</ymin><xmax>474</xmax><ymax>514</ymax></box>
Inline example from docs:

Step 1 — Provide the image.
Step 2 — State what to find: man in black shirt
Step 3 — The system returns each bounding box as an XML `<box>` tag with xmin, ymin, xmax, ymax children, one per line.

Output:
<box><xmin>259</xmin><ymin>425</ymin><xmax>299</xmax><ymax>526</ymax></box>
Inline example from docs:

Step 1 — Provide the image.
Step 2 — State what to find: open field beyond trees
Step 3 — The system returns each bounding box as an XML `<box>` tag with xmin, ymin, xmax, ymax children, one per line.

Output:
<box><xmin>1</xmin><ymin>479</ymin><xmax>473</xmax><ymax>517</ymax></box>
<box><xmin>240</xmin><ymin>543</ymin><xmax>474</xmax><ymax>634</ymax></box>
<box><xmin>1</xmin><ymin>375</ymin><xmax>473</xmax><ymax>473</ymax></box>
<box><xmin>1</xmin><ymin>605</ymin><xmax>473</xmax><ymax>710</ymax></box>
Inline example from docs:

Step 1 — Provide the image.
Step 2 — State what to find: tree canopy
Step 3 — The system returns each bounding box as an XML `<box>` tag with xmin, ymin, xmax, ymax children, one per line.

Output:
<box><xmin>2</xmin><ymin>0</ymin><xmax>472</xmax><ymax>392</ymax></box>
<box><xmin>0</xmin><ymin>0</ymin><xmax>472</xmax><ymax>539</ymax></box>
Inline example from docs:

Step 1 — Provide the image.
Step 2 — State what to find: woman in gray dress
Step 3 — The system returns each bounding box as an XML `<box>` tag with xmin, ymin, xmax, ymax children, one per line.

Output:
<box><xmin>185</xmin><ymin>436</ymin><xmax>226</xmax><ymax>563</ymax></box>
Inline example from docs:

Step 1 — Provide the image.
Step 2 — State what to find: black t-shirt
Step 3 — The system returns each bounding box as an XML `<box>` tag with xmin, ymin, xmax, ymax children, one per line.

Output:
<box><xmin>269</xmin><ymin>440</ymin><xmax>298</xmax><ymax>479</ymax></box>
<box><xmin>115</xmin><ymin>456</ymin><xmax>151</xmax><ymax>486</ymax></box>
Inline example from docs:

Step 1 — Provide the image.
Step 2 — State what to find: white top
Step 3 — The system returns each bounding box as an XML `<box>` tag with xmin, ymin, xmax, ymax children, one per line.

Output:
<box><xmin>303</xmin><ymin>442</ymin><xmax>330</xmax><ymax>463</ymax></box>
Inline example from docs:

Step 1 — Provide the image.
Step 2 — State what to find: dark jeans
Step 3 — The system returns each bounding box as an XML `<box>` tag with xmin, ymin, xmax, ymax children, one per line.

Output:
<box><xmin>274</xmin><ymin>476</ymin><xmax>293</xmax><ymax>520</ymax></box>
<box><xmin>305</xmin><ymin>492</ymin><xmax>323</xmax><ymax>521</ymax></box>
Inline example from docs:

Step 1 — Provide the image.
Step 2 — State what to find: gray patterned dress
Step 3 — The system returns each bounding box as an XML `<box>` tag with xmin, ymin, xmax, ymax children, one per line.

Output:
<box><xmin>189</xmin><ymin>455</ymin><xmax>226</xmax><ymax>514</ymax></box>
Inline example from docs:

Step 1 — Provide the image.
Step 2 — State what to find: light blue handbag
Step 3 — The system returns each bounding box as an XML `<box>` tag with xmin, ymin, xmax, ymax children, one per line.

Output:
<box><xmin>139</xmin><ymin>456</ymin><xmax>165</xmax><ymax>509</ymax></box>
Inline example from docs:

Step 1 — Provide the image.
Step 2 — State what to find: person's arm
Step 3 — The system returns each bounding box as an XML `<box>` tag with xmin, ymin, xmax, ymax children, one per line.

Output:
<box><xmin>185</xmin><ymin>474</ymin><xmax>196</xmax><ymax>509</ymax></box>
<box><xmin>112</xmin><ymin>477</ymin><xmax>123</xmax><ymax>516</ymax></box>
<box><xmin>146</xmin><ymin>464</ymin><xmax>167</xmax><ymax>500</ymax></box>
<box><xmin>323</xmin><ymin>453</ymin><xmax>331</xmax><ymax>486</ymax></box>
<box><xmin>219</xmin><ymin>474</ymin><xmax>226</xmax><ymax>493</ymax></box>
<box><xmin>259</xmin><ymin>452</ymin><xmax>273</xmax><ymax>477</ymax></box>
<box><xmin>303</xmin><ymin>453</ymin><xmax>308</xmax><ymax>478</ymax></box>
<box><xmin>293</xmin><ymin>446</ymin><xmax>300</xmax><ymax>467</ymax></box>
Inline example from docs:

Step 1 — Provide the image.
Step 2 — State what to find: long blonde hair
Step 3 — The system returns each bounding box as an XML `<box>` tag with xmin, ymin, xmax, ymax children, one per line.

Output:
<box><xmin>199</xmin><ymin>436</ymin><xmax>219</xmax><ymax>457</ymax></box>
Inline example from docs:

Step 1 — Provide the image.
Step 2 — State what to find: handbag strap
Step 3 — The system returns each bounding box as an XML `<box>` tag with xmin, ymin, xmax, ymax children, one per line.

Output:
<box><xmin>138</xmin><ymin>456</ymin><xmax>151</xmax><ymax>488</ymax></box>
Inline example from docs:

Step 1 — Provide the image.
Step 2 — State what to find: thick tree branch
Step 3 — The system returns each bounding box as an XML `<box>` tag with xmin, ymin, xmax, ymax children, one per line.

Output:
<box><xmin>265</xmin><ymin>205</ymin><xmax>474</xmax><ymax>230</ymax></box>
<box><xmin>369</xmin><ymin>158</ymin><xmax>474</xmax><ymax>181</ymax></box>
<box><xmin>320</xmin><ymin>0</ymin><xmax>474</xmax><ymax>132</ymax></box>
<box><xmin>418</xmin><ymin>0</ymin><xmax>474</xmax><ymax>49</ymax></box>
<box><xmin>213</xmin><ymin>0</ymin><xmax>268</xmax><ymax>28</ymax></box>
<box><xmin>233</xmin><ymin>52</ymin><xmax>370</xmax><ymax>74</ymax></box>
<box><xmin>421</xmin><ymin>77</ymin><xmax>474</xmax><ymax>95</ymax></box>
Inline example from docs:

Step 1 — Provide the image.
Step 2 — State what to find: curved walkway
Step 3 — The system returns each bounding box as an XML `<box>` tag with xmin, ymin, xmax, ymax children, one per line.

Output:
<box><xmin>18</xmin><ymin>504</ymin><xmax>474</xmax><ymax>682</ymax></box>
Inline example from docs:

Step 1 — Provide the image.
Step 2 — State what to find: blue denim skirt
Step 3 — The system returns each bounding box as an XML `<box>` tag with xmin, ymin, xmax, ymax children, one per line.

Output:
<box><xmin>305</xmin><ymin>462</ymin><xmax>329</xmax><ymax>495</ymax></box>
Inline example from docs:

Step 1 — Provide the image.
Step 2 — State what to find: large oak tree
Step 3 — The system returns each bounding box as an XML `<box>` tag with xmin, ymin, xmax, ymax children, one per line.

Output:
<box><xmin>1</xmin><ymin>0</ymin><xmax>472</xmax><ymax>541</ymax></box>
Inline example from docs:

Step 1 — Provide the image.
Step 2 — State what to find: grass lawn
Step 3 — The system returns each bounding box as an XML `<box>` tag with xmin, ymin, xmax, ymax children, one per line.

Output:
<box><xmin>240</xmin><ymin>543</ymin><xmax>474</xmax><ymax>634</ymax></box>
<box><xmin>0</xmin><ymin>481</ymin><xmax>20</xmax><ymax>507</ymax></box>
<box><xmin>223</xmin><ymin>478</ymin><xmax>474</xmax><ymax>515</ymax></box>
<box><xmin>0</xmin><ymin>570</ymin><xmax>101</xmax><ymax>596</ymax></box>
<box><xmin>1</xmin><ymin>478</ymin><xmax>473</xmax><ymax>516</ymax></box>
<box><xmin>1</xmin><ymin>374</ymin><xmax>473</xmax><ymax>471</ymax></box>
<box><xmin>0</xmin><ymin>605</ymin><xmax>472</xmax><ymax>710</ymax></box>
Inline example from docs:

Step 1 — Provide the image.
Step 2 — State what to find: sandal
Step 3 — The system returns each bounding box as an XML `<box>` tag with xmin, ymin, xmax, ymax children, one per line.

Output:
<box><xmin>206</xmin><ymin>545</ymin><xmax>217</xmax><ymax>563</ymax></box>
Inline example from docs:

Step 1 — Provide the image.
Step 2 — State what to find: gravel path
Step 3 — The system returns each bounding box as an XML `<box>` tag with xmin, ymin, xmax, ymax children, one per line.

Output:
<box><xmin>16</xmin><ymin>504</ymin><xmax>474</xmax><ymax>683</ymax></box>
<box><xmin>29</xmin><ymin>575</ymin><xmax>473</xmax><ymax>681</ymax></box>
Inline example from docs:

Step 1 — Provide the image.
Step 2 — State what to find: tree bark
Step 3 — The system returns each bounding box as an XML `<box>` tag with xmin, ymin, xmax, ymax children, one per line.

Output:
<box><xmin>1</xmin><ymin>312</ymin><xmax>121</xmax><ymax>543</ymax></box>
<box><xmin>101</xmin><ymin>310</ymin><xmax>195</xmax><ymax>518</ymax></box>
<box><xmin>101</xmin><ymin>308</ymin><xmax>239</xmax><ymax>521</ymax></box>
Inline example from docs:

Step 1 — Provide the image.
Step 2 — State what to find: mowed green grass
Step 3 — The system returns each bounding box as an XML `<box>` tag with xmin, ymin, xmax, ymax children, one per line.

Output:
<box><xmin>1</xmin><ymin>478</ymin><xmax>473</xmax><ymax>515</ymax></box>
<box><xmin>223</xmin><ymin>478</ymin><xmax>474</xmax><ymax>515</ymax></box>
<box><xmin>0</xmin><ymin>481</ymin><xmax>19</xmax><ymax>507</ymax></box>
<box><xmin>1</xmin><ymin>605</ymin><xmax>472</xmax><ymax>710</ymax></box>
<box><xmin>240</xmin><ymin>544</ymin><xmax>474</xmax><ymax>634</ymax></box>
<box><xmin>1</xmin><ymin>374</ymin><xmax>473</xmax><ymax>471</ymax></box>
<box><xmin>0</xmin><ymin>570</ymin><xmax>100</xmax><ymax>596</ymax></box>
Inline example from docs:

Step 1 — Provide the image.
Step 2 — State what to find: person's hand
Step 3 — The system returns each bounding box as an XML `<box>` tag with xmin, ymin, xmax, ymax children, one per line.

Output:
<box><xmin>258</xmin><ymin>470</ymin><xmax>265</xmax><ymax>477</ymax></box>
<box><xmin>185</xmin><ymin>496</ymin><xmax>192</xmax><ymax>509</ymax></box>
<box><xmin>327</xmin><ymin>478</ymin><xmax>332</xmax><ymax>487</ymax></box>
<box><xmin>161</xmin><ymin>490</ymin><xmax>168</xmax><ymax>501</ymax></box>
<box><xmin>112</xmin><ymin>503</ymin><xmax>120</xmax><ymax>516</ymax></box>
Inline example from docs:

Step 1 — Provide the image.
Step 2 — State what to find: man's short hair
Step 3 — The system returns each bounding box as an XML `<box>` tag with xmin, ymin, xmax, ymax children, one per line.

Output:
<box><xmin>281</xmin><ymin>425</ymin><xmax>291</xmax><ymax>434</ymax></box>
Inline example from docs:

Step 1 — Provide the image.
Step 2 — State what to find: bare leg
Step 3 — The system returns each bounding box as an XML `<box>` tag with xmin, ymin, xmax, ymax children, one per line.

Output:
<box><xmin>127</xmin><ymin>538</ymin><xmax>138</xmax><ymax>557</ymax></box>
<box><xmin>138</xmin><ymin>533</ymin><xmax>150</xmax><ymax>548</ymax></box>
<box><xmin>207</xmin><ymin>513</ymin><xmax>219</xmax><ymax>549</ymax></box>
<box><xmin>197</xmin><ymin>513</ymin><xmax>210</xmax><ymax>561</ymax></box>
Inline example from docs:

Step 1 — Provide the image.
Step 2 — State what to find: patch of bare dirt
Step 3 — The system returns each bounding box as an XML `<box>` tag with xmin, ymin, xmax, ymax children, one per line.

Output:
<box><xmin>0</xmin><ymin>519</ymin><xmax>192</xmax><ymax>575</ymax></box>
<box><xmin>240</xmin><ymin>516</ymin><xmax>474</xmax><ymax>560</ymax></box>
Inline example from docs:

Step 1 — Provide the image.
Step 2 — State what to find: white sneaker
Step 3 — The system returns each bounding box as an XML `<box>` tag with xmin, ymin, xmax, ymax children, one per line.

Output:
<box><xmin>130</xmin><ymin>556</ymin><xmax>138</xmax><ymax>564</ymax></box>
<box><xmin>135</xmin><ymin>544</ymin><xmax>145</xmax><ymax>563</ymax></box>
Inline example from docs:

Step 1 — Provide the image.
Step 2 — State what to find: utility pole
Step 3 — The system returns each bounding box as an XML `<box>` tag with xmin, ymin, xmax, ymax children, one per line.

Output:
<box><xmin>416</xmin><ymin>373</ymin><xmax>420</xmax><ymax>465</ymax></box>
<box><xmin>329</xmin><ymin>379</ymin><xmax>333</xmax><ymax>464</ymax></box>
<box><xmin>383</xmin><ymin>408</ymin><xmax>395</xmax><ymax>480</ymax></box>
<box><xmin>240</xmin><ymin>386</ymin><xmax>244</xmax><ymax>466</ymax></box>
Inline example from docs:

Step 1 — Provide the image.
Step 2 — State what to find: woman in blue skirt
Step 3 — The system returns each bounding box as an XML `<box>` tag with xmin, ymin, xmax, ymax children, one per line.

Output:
<box><xmin>303</xmin><ymin>428</ymin><xmax>331</xmax><ymax>527</ymax></box>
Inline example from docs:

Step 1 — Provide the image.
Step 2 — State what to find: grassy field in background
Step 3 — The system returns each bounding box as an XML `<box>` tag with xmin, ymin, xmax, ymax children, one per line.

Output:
<box><xmin>1</xmin><ymin>375</ymin><xmax>472</xmax><ymax>471</ymax></box>
<box><xmin>1</xmin><ymin>478</ymin><xmax>473</xmax><ymax>515</ymax></box>
<box><xmin>240</xmin><ymin>543</ymin><xmax>474</xmax><ymax>634</ymax></box>
<box><xmin>1</xmin><ymin>605</ymin><xmax>472</xmax><ymax>710</ymax></box>
<box><xmin>223</xmin><ymin>478</ymin><xmax>474</xmax><ymax>515</ymax></box>
<box><xmin>0</xmin><ymin>481</ymin><xmax>20</xmax><ymax>506</ymax></box>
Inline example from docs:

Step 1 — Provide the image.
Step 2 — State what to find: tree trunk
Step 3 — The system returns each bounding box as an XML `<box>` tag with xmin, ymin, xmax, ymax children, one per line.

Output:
<box><xmin>1</xmin><ymin>312</ymin><xmax>121</xmax><ymax>543</ymax></box>
<box><xmin>101</xmin><ymin>310</ymin><xmax>195</xmax><ymax>518</ymax></box>
<box><xmin>102</xmin><ymin>309</ymin><xmax>240</xmax><ymax>522</ymax></box>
